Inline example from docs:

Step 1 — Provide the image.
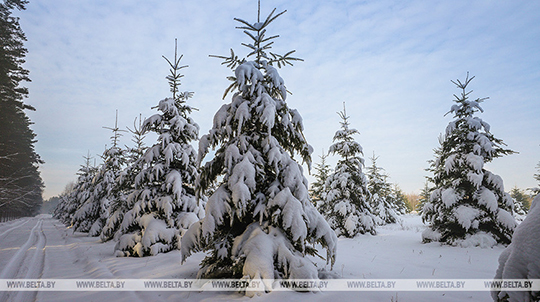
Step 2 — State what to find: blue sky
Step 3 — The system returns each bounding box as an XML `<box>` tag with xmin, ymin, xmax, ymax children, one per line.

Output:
<box><xmin>16</xmin><ymin>0</ymin><xmax>540</xmax><ymax>199</ymax></box>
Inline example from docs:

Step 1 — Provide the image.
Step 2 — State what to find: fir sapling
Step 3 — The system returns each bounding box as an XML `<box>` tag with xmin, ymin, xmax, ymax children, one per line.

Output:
<box><xmin>72</xmin><ymin>112</ymin><xmax>127</xmax><ymax>235</ymax></box>
<box><xmin>180</xmin><ymin>6</ymin><xmax>337</xmax><ymax>295</ymax></box>
<box><xmin>422</xmin><ymin>73</ymin><xmax>516</xmax><ymax>247</ymax></box>
<box><xmin>114</xmin><ymin>42</ymin><xmax>202</xmax><ymax>257</ymax></box>
<box><xmin>324</xmin><ymin>104</ymin><xmax>376</xmax><ymax>237</ymax></box>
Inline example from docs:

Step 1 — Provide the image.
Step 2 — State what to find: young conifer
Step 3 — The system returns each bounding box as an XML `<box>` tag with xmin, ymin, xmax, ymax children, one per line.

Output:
<box><xmin>417</xmin><ymin>181</ymin><xmax>432</xmax><ymax>214</ymax></box>
<box><xmin>53</xmin><ymin>153</ymin><xmax>96</xmax><ymax>226</ymax></box>
<box><xmin>324</xmin><ymin>104</ymin><xmax>376</xmax><ymax>236</ymax></box>
<box><xmin>114</xmin><ymin>42</ymin><xmax>202</xmax><ymax>256</ymax></box>
<box><xmin>310</xmin><ymin>151</ymin><xmax>331</xmax><ymax>208</ymax></box>
<box><xmin>180</xmin><ymin>6</ymin><xmax>336</xmax><ymax>292</ymax></box>
<box><xmin>509</xmin><ymin>186</ymin><xmax>529</xmax><ymax>221</ymax></box>
<box><xmin>367</xmin><ymin>154</ymin><xmax>407</xmax><ymax>225</ymax></box>
<box><xmin>422</xmin><ymin>73</ymin><xmax>516</xmax><ymax>246</ymax></box>
<box><xmin>72</xmin><ymin>112</ymin><xmax>127</xmax><ymax>235</ymax></box>
<box><xmin>101</xmin><ymin>115</ymin><xmax>149</xmax><ymax>242</ymax></box>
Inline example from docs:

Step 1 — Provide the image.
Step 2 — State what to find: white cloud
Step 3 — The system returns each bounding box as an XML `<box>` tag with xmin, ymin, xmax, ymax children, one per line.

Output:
<box><xmin>16</xmin><ymin>0</ymin><xmax>540</xmax><ymax>198</ymax></box>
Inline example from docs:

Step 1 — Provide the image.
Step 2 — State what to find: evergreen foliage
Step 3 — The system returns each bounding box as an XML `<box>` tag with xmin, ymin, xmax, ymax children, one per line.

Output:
<box><xmin>535</xmin><ymin>162</ymin><xmax>540</xmax><ymax>184</ymax></box>
<box><xmin>392</xmin><ymin>184</ymin><xmax>410</xmax><ymax>215</ymax></box>
<box><xmin>53</xmin><ymin>154</ymin><xmax>97</xmax><ymax>227</ymax></box>
<box><xmin>72</xmin><ymin>114</ymin><xmax>127</xmax><ymax>234</ymax></box>
<box><xmin>509</xmin><ymin>186</ymin><xmax>529</xmax><ymax>220</ymax></box>
<box><xmin>531</xmin><ymin>161</ymin><xmax>540</xmax><ymax>195</ymax></box>
<box><xmin>114</xmin><ymin>42</ymin><xmax>202</xmax><ymax>257</ymax></box>
<box><xmin>0</xmin><ymin>0</ymin><xmax>44</xmax><ymax>220</ymax></box>
<box><xmin>180</xmin><ymin>6</ymin><xmax>336</xmax><ymax>290</ymax></box>
<box><xmin>310</xmin><ymin>150</ymin><xmax>331</xmax><ymax>208</ymax></box>
<box><xmin>417</xmin><ymin>181</ymin><xmax>432</xmax><ymax>214</ymax></box>
<box><xmin>324</xmin><ymin>104</ymin><xmax>376</xmax><ymax>236</ymax></box>
<box><xmin>422</xmin><ymin>73</ymin><xmax>517</xmax><ymax>246</ymax></box>
<box><xmin>101</xmin><ymin>115</ymin><xmax>148</xmax><ymax>242</ymax></box>
<box><xmin>366</xmin><ymin>154</ymin><xmax>407</xmax><ymax>224</ymax></box>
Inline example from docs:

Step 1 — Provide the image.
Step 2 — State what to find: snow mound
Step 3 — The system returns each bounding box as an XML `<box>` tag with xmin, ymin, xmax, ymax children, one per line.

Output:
<box><xmin>458</xmin><ymin>232</ymin><xmax>497</xmax><ymax>248</ymax></box>
<box><xmin>492</xmin><ymin>194</ymin><xmax>540</xmax><ymax>302</ymax></box>
<box><xmin>231</xmin><ymin>223</ymin><xmax>319</xmax><ymax>297</ymax></box>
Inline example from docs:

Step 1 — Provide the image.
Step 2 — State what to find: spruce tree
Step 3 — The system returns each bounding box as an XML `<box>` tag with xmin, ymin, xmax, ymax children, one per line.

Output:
<box><xmin>420</xmin><ymin>139</ymin><xmax>445</xmax><ymax>216</ymax></box>
<box><xmin>324</xmin><ymin>105</ymin><xmax>376</xmax><ymax>236</ymax></box>
<box><xmin>114</xmin><ymin>43</ymin><xmax>202</xmax><ymax>257</ymax></box>
<box><xmin>53</xmin><ymin>193</ymin><xmax>71</xmax><ymax>222</ymax></box>
<box><xmin>72</xmin><ymin>114</ymin><xmax>127</xmax><ymax>235</ymax></box>
<box><xmin>535</xmin><ymin>162</ymin><xmax>540</xmax><ymax>185</ymax></box>
<box><xmin>180</xmin><ymin>6</ymin><xmax>337</xmax><ymax>290</ymax></box>
<box><xmin>101</xmin><ymin>115</ymin><xmax>148</xmax><ymax>242</ymax></box>
<box><xmin>392</xmin><ymin>185</ymin><xmax>410</xmax><ymax>214</ymax></box>
<box><xmin>417</xmin><ymin>181</ymin><xmax>432</xmax><ymax>214</ymax></box>
<box><xmin>54</xmin><ymin>153</ymin><xmax>97</xmax><ymax>227</ymax></box>
<box><xmin>422</xmin><ymin>73</ymin><xmax>516</xmax><ymax>246</ymax></box>
<box><xmin>0</xmin><ymin>0</ymin><xmax>44</xmax><ymax>220</ymax></box>
<box><xmin>509</xmin><ymin>186</ymin><xmax>529</xmax><ymax>221</ymax></box>
<box><xmin>366</xmin><ymin>154</ymin><xmax>406</xmax><ymax>224</ymax></box>
<box><xmin>532</xmin><ymin>161</ymin><xmax>540</xmax><ymax>195</ymax></box>
<box><xmin>310</xmin><ymin>151</ymin><xmax>331</xmax><ymax>208</ymax></box>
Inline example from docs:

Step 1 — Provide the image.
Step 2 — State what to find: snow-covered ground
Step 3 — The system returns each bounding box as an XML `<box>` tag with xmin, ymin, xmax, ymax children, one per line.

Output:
<box><xmin>0</xmin><ymin>214</ymin><xmax>505</xmax><ymax>302</ymax></box>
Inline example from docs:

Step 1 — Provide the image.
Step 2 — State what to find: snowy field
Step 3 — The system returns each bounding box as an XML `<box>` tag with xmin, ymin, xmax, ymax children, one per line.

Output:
<box><xmin>0</xmin><ymin>214</ymin><xmax>505</xmax><ymax>302</ymax></box>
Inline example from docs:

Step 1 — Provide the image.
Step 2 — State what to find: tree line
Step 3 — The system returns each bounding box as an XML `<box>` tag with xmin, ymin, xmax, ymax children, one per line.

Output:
<box><xmin>0</xmin><ymin>0</ymin><xmax>43</xmax><ymax>222</ymax></box>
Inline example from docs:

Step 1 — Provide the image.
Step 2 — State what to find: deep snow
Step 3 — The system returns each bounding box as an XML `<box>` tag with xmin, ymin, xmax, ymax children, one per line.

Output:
<box><xmin>0</xmin><ymin>214</ymin><xmax>506</xmax><ymax>301</ymax></box>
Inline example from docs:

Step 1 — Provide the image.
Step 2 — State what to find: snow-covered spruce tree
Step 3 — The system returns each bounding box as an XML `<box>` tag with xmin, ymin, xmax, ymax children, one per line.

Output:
<box><xmin>53</xmin><ymin>181</ymin><xmax>73</xmax><ymax>223</ymax></box>
<box><xmin>324</xmin><ymin>105</ymin><xmax>376</xmax><ymax>237</ymax></box>
<box><xmin>366</xmin><ymin>154</ymin><xmax>406</xmax><ymax>225</ymax></box>
<box><xmin>393</xmin><ymin>185</ymin><xmax>410</xmax><ymax>214</ymax></box>
<box><xmin>416</xmin><ymin>181</ymin><xmax>432</xmax><ymax>214</ymax></box>
<box><xmin>531</xmin><ymin>161</ymin><xmax>540</xmax><ymax>195</ymax></box>
<box><xmin>72</xmin><ymin>114</ymin><xmax>127</xmax><ymax>235</ymax></box>
<box><xmin>101</xmin><ymin>115</ymin><xmax>148</xmax><ymax>242</ymax></box>
<box><xmin>420</xmin><ymin>139</ymin><xmax>445</xmax><ymax>217</ymax></box>
<box><xmin>509</xmin><ymin>186</ymin><xmax>529</xmax><ymax>223</ymax></box>
<box><xmin>53</xmin><ymin>193</ymin><xmax>71</xmax><ymax>223</ymax></box>
<box><xmin>114</xmin><ymin>44</ymin><xmax>202</xmax><ymax>257</ymax></box>
<box><xmin>53</xmin><ymin>154</ymin><xmax>96</xmax><ymax>225</ymax></box>
<box><xmin>310</xmin><ymin>150</ymin><xmax>331</xmax><ymax>208</ymax></box>
<box><xmin>422</xmin><ymin>73</ymin><xmax>516</xmax><ymax>247</ymax></box>
<box><xmin>180</xmin><ymin>7</ymin><xmax>337</xmax><ymax>290</ymax></box>
<box><xmin>492</xmin><ymin>194</ymin><xmax>540</xmax><ymax>302</ymax></box>
<box><xmin>52</xmin><ymin>183</ymin><xmax>76</xmax><ymax>224</ymax></box>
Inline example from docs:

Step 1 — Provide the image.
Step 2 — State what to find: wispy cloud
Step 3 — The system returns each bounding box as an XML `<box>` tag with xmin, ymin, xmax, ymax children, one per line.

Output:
<box><xmin>18</xmin><ymin>0</ymin><xmax>540</xmax><ymax>198</ymax></box>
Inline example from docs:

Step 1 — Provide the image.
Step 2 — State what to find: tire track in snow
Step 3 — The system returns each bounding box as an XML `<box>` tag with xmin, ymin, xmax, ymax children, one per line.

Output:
<box><xmin>23</xmin><ymin>218</ymin><xmax>47</xmax><ymax>279</ymax></box>
<box><xmin>0</xmin><ymin>218</ymin><xmax>41</xmax><ymax>279</ymax></box>
<box><xmin>0</xmin><ymin>218</ymin><xmax>43</xmax><ymax>302</ymax></box>
<box><xmin>10</xmin><ymin>218</ymin><xmax>48</xmax><ymax>302</ymax></box>
<box><xmin>0</xmin><ymin>218</ymin><xmax>30</xmax><ymax>241</ymax></box>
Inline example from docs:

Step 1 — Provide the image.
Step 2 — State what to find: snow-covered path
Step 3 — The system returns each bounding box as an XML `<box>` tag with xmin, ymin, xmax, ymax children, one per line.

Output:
<box><xmin>0</xmin><ymin>215</ymin><xmax>207</xmax><ymax>301</ymax></box>
<box><xmin>0</xmin><ymin>214</ymin><xmax>506</xmax><ymax>302</ymax></box>
<box><xmin>0</xmin><ymin>216</ymin><xmax>47</xmax><ymax>302</ymax></box>
<box><xmin>0</xmin><ymin>215</ymin><xmax>156</xmax><ymax>302</ymax></box>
